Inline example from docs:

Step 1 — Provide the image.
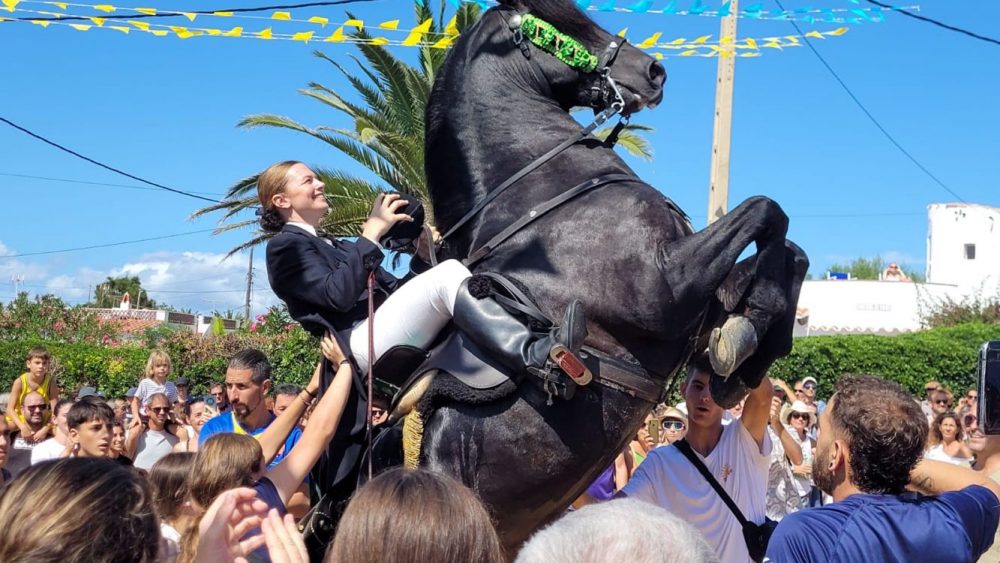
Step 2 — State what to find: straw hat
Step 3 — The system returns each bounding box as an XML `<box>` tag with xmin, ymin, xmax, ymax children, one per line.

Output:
<box><xmin>660</xmin><ymin>406</ymin><xmax>688</xmax><ymax>427</ymax></box>
<box><xmin>782</xmin><ymin>400</ymin><xmax>817</xmax><ymax>427</ymax></box>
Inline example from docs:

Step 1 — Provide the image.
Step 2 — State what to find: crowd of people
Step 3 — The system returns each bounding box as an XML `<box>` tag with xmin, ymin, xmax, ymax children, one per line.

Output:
<box><xmin>2</xmin><ymin>339</ymin><xmax>998</xmax><ymax>562</ymax></box>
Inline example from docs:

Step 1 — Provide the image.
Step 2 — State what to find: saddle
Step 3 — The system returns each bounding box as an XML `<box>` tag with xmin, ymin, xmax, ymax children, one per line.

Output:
<box><xmin>368</xmin><ymin>272</ymin><xmax>587</xmax><ymax>420</ymax></box>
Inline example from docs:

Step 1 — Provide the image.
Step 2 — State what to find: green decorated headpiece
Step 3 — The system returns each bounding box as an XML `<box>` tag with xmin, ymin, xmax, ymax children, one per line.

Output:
<box><xmin>518</xmin><ymin>14</ymin><xmax>599</xmax><ymax>73</ymax></box>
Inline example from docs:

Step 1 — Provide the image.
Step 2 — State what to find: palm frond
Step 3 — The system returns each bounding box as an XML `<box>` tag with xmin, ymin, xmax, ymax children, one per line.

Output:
<box><xmin>593</xmin><ymin>123</ymin><xmax>655</xmax><ymax>161</ymax></box>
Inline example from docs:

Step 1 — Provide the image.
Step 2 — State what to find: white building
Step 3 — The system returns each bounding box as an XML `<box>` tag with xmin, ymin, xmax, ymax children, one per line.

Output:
<box><xmin>794</xmin><ymin>202</ymin><xmax>998</xmax><ymax>336</ymax></box>
<box><xmin>927</xmin><ymin>203</ymin><xmax>1000</xmax><ymax>295</ymax></box>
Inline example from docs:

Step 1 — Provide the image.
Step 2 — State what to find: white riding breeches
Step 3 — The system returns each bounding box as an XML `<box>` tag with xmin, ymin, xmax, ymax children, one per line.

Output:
<box><xmin>349</xmin><ymin>259</ymin><xmax>471</xmax><ymax>373</ymax></box>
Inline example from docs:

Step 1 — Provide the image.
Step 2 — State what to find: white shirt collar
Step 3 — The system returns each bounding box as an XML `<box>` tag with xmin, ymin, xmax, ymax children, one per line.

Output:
<box><xmin>287</xmin><ymin>221</ymin><xmax>318</xmax><ymax>237</ymax></box>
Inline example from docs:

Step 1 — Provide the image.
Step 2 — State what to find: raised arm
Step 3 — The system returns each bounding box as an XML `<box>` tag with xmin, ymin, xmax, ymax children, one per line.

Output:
<box><xmin>769</xmin><ymin>396</ymin><xmax>803</xmax><ymax>465</ymax></box>
<box><xmin>267</xmin><ymin>334</ymin><xmax>354</xmax><ymax>506</ymax></box>
<box><xmin>741</xmin><ymin>375</ymin><xmax>774</xmax><ymax>449</ymax></box>
<box><xmin>910</xmin><ymin>459</ymin><xmax>1000</xmax><ymax>500</ymax></box>
<box><xmin>124</xmin><ymin>418</ymin><xmax>143</xmax><ymax>459</ymax></box>
<box><xmin>256</xmin><ymin>361</ymin><xmax>322</xmax><ymax>466</ymax></box>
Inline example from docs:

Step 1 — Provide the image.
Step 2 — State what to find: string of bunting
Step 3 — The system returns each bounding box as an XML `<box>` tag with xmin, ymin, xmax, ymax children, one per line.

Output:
<box><xmin>4</xmin><ymin>0</ymin><xmax>911</xmax><ymax>25</ymax></box>
<box><xmin>0</xmin><ymin>4</ymin><xmax>851</xmax><ymax>55</ymax></box>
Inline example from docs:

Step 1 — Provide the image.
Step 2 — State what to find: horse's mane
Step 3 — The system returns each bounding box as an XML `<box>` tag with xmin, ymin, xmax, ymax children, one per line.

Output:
<box><xmin>497</xmin><ymin>0</ymin><xmax>604</xmax><ymax>44</ymax></box>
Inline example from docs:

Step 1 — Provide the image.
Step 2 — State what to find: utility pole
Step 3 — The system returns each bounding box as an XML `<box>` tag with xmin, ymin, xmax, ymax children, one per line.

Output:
<box><xmin>10</xmin><ymin>274</ymin><xmax>24</xmax><ymax>297</ymax></box>
<box><xmin>243</xmin><ymin>247</ymin><xmax>254</xmax><ymax>322</ymax></box>
<box><xmin>707</xmin><ymin>0</ymin><xmax>739</xmax><ymax>225</ymax></box>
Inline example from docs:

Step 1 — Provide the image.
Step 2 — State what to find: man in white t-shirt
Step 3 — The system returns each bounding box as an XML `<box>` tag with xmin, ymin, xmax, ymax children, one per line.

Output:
<box><xmin>127</xmin><ymin>393</ymin><xmax>178</xmax><ymax>470</ymax></box>
<box><xmin>30</xmin><ymin>399</ymin><xmax>74</xmax><ymax>464</ymax></box>
<box><xmin>622</xmin><ymin>354</ymin><xmax>772</xmax><ymax>563</ymax></box>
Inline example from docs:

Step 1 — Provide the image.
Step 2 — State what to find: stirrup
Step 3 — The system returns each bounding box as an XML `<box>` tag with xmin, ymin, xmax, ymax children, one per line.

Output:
<box><xmin>550</xmin><ymin>345</ymin><xmax>592</xmax><ymax>386</ymax></box>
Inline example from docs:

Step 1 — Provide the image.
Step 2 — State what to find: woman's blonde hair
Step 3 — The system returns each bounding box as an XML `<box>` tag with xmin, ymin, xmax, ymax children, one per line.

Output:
<box><xmin>144</xmin><ymin>349</ymin><xmax>172</xmax><ymax>379</ymax></box>
<box><xmin>326</xmin><ymin>468</ymin><xmax>505</xmax><ymax>563</ymax></box>
<box><xmin>0</xmin><ymin>458</ymin><xmax>159</xmax><ymax>563</ymax></box>
<box><xmin>179</xmin><ymin>433</ymin><xmax>263</xmax><ymax>562</ymax></box>
<box><xmin>257</xmin><ymin>160</ymin><xmax>301</xmax><ymax>233</ymax></box>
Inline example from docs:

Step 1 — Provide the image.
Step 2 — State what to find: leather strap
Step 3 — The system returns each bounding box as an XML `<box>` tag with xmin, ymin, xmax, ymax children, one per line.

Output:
<box><xmin>579</xmin><ymin>347</ymin><xmax>664</xmax><ymax>405</ymax></box>
<box><xmin>464</xmin><ymin>173</ymin><xmax>635</xmax><ymax>267</ymax></box>
<box><xmin>675</xmin><ymin>439</ymin><xmax>751</xmax><ymax>527</ymax></box>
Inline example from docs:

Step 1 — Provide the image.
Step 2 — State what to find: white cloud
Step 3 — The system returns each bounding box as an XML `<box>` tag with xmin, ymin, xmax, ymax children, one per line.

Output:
<box><xmin>0</xmin><ymin>240</ymin><xmax>51</xmax><ymax>300</ymax></box>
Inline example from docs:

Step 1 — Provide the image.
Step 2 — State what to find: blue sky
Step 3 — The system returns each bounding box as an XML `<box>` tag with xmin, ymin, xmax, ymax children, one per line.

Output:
<box><xmin>1</xmin><ymin>0</ymin><xmax>997</xmax><ymax>314</ymax></box>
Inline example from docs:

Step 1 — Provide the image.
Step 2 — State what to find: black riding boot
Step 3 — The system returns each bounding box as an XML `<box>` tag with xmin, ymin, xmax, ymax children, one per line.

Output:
<box><xmin>452</xmin><ymin>276</ymin><xmax>589</xmax><ymax>382</ymax></box>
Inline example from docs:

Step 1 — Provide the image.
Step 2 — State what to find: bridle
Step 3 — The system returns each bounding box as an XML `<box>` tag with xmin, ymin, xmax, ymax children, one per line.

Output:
<box><xmin>439</xmin><ymin>10</ymin><xmax>632</xmax><ymax>248</ymax></box>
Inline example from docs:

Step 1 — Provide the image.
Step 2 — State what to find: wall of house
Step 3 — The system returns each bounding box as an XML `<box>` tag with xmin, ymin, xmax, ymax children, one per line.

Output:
<box><xmin>927</xmin><ymin>203</ymin><xmax>1000</xmax><ymax>294</ymax></box>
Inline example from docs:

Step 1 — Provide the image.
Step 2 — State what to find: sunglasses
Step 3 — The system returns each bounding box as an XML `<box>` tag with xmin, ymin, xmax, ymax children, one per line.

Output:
<box><xmin>24</xmin><ymin>404</ymin><xmax>48</xmax><ymax>411</ymax></box>
<box><xmin>968</xmin><ymin>394</ymin><xmax>978</xmax><ymax>400</ymax></box>
<box><xmin>790</xmin><ymin>412</ymin><xmax>810</xmax><ymax>420</ymax></box>
<box><xmin>965</xmin><ymin>415</ymin><xmax>978</xmax><ymax>426</ymax></box>
<box><xmin>662</xmin><ymin>420</ymin><xmax>686</xmax><ymax>431</ymax></box>
<box><xmin>803</xmin><ymin>383</ymin><xmax>816</xmax><ymax>390</ymax></box>
<box><xmin>934</xmin><ymin>399</ymin><xmax>951</xmax><ymax>405</ymax></box>
<box><xmin>794</xmin><ymin>389</ymin><xmax>804</xmax><ymax>394</ymax></box>
<box><xmin>150</xmin><ymin>407</ymin><xmax>171</xmax><ymax>414</ymax></box>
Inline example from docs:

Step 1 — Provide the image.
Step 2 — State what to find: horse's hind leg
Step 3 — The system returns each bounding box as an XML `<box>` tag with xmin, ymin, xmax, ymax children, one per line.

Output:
<box><xmin>660</xmin><ymin>196</ymin><xmax>790</xmax><ymax>377</ymax></box>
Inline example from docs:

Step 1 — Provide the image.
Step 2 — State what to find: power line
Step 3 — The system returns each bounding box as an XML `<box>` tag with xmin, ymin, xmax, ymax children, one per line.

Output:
<box><xmin>17</xmin><ymin>0</ymin><xmax>375</xmax><ymax>22</ymax></box>
<box><xmin>770</xmin><ymin>0</ymin><xmax>966</xmax><ymax>203</ymax></box>
<box><xmin>0</xmin><ymin>171</ymin><xmax>222</xmax><ymax>197</ymax></box>
<box><xmin>0</xmin><ymin>229</ymin><xmax>217</xmax><ymax>259</ymax></box>
<box><xmin>863</xmin><ymin>0</ymin><xmax>1000</xmax><ymax>47</ymax></box>
<box><xmin>0</xmin><ymin>116</ymin><xmax>220</xmax><ymax>203</ymax></box>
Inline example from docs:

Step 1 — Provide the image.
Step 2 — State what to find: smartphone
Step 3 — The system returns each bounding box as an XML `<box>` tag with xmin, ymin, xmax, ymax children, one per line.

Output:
<box><xmin>979</xmin><ymin>341</ymin><xmax>1000</xmax><ymax>435</ymax></box>
<box><xmin>204</xmin><ymin>395</ymin><xmax>217</xmax><ymax>409</ymax></box>
<box><xmin>647</xmin><ymin>417</ymin><xmax>660</xmax><ymax>444</ymax></box>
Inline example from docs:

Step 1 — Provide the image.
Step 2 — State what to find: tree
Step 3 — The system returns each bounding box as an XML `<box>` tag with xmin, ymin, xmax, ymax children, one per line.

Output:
<box><xmin>91</xmin><ymin>275</ymin><xmax>164</xmax><ymax>309</ymax></box>
<box><xmin>826</xmin><ymin>256</ymin><xmax>925</xmax><ymax>282</ymax></box>
<box><xmin>193</xmin><ymin>1</ymin><xmax>655</xmax><ymax>256</ymax></box>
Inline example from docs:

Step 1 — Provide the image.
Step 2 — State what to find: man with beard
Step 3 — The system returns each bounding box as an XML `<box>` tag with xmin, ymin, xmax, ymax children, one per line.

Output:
<box><xmin>766</xmin><ymin>375</ymin><xmax>1000</xmax><ymax>562</ymax></box>
<box><xmin>969</xmin><ymin>419</ymin><xmax>1000</xmax><ymax>563</ymax></box>
<box><xmin>6</xmin><ymin>391</ymin><xmax>49</xmax><ymax>477</ymax></box>
<box><xmin>198</xmin><ymin>349</ymin><xmax>303</xmax><ymax>468</ymax></box>
<box><xmin>621</xmin><ymin>354</ymin><xmax>772</xmax><ymax>562</ymax></box>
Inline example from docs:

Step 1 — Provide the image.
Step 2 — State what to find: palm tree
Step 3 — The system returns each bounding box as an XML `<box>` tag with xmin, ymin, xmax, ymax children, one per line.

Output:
<box><xmin>193</xmin><ymin>1</ymin><xmax>654</xmax><ymax>256</ymax></box>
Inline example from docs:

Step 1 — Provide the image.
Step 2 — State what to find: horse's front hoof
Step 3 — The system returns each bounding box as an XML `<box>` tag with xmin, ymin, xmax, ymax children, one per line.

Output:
<box><xmin>710</xmin><ymin>370</ymin><xmax>748</xmax><ymax>409</ymax></box>
<box><xmin>708</xmin><ymin>316</ymin><xmax>758</xmax><ymax>377</ymax></box>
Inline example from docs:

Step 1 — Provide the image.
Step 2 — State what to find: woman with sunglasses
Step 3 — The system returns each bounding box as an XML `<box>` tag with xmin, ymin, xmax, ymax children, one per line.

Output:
<box><xmin>657</xmin><ymin>405</ymin><xmax>688</xmax><ymax>446</ymax></box>
<box><xmin>782</xmin><ymin>400</ymin><xmax>817</xmax><ymax>507</ymax></box>
<box><xmin>925</xmin><ymin>412</ymin><xmax>974</xmax><ymax>466</ymax></box>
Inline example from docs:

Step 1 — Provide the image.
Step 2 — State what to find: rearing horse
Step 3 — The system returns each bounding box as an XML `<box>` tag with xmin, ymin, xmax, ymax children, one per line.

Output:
<box><xmin>417</xmin><ymin>0</ymin><xmax>808</xmax><ymax>547</ymax></box>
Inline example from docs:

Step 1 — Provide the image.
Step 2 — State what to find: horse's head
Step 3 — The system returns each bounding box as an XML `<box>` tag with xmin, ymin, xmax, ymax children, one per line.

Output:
<box><xmin>495</xmin><ymin>0</ymin><xmax>666</xmax><ymax>115</ymax></box>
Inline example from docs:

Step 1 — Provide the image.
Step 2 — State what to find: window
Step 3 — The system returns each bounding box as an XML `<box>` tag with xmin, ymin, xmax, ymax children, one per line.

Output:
<box><xmin>965</xmin><ymin>244</ymin><xmax>976</xmax><ymax>260</ymax></box>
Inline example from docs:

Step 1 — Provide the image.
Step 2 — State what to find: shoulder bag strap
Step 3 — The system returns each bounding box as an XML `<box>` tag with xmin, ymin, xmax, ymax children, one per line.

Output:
<box><xmin>675</xmin><ymin>439</ymin><xmax>750</xmax><ymax>527</ymax></box>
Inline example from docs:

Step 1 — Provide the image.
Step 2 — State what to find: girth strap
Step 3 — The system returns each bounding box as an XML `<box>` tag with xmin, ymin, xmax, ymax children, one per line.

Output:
<box><xmin>464</xmin><ymin>173</ymin><xmax>635</xmax><ymax>267</ymax></box>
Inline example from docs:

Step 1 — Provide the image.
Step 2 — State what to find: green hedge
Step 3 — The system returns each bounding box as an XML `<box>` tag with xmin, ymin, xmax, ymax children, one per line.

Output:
<box><xmin>4</xmin><ymin>322</ymin><xmax>998</xmax><ymax>402</ymax></box>
<box><xmin>0</xmin><ymin>330</ymin><xmax>322</xmax><ymax>400</ymax></box>
<box><xmin>769</xmin><ymin>323</ymin><xmax>1000</xmax><ymax>399</ymax></box>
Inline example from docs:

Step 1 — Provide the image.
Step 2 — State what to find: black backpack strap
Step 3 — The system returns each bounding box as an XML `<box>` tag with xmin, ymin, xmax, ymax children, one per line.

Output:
<box><xmin>675</xmin><ymin>439</ymin><xmax>750</xmax><ymax>527</ymax></box>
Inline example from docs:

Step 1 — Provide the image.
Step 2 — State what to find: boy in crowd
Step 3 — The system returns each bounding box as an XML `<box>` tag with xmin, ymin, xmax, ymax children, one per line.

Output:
<box><xmin>5</xmin><ymin>346</ymin><xmax>59</xmax><ymax>443</ymax></box>
<box><xmin>66</xmin><ymin>396</ymin><xmax>115</xmax><ymax>460</ymax></box>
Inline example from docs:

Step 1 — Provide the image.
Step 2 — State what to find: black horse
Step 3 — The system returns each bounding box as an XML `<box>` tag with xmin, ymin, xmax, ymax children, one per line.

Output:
<box><xmin>413</xmin><ymin>0</ymin><xmax>808</xmax><ymax>548</ymax></box>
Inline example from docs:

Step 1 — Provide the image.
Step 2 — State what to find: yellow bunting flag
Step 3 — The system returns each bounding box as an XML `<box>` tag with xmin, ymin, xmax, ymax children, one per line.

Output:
<box><xmin>668</xmin><ymin>37</ymin><xmax>686</xmax><ymax>45</ymax></box>
<box><xmin>308</xmin><ymin>16</ymin><xmax>327</xmax><ymax>26</ymax></box>
<box><xmin>378</xmin><ymin>19</ymin><xmax>399</xmax><ymax>30</ymax></box>
<box><xmin>69</xmin><ymin>23</ymin><xmax>90</xmax><ymax>30</ymax></box>
<box><xmin>745</xmin><ymin>38</ymin><xmax>757</xmax><ymax>49</ymax></box>
<box><xmin>89</xmin><ymin>16</ymin><xmax>104</xmax><ymax>25</ymax></box>
<box><xmin>223</xmin><ymin>26</ymin><xmax>242</xmax><ymax>37</ymax></box>
<box><xmin>271</xmin><ymin>11</ymin><xmax>290</xmax><ymax>20</ymax></box>
<box><xmin>109</xmin><ymin>25</ymin><xmax>129</xmax><ymax>33</ymax></box>
<box><xmin>2</xmin><ymin>0</ymin><xmax>20</xmax><ymax>12</ymax></box>
<box><xmin>134</xmin><ymin>7</ymin><xmax>155</xmax><ymax>15</ymax></box>
<box><xmin>291</xmin><ymin>30</ymin><xmax>313</xmax><ymax>42</ymax></box>
<box><xmin>93</xmin><ymin>4</ymin><xmax>114</xmax><ymax>13</ymax></box>
<box><xmin>53</xmin><ymin>2</ymin><xmax>67</xmax><ymax>8</ymax></box>
<box><xmin>344</xmin><ymin>18</ymin><xmax>362</xmax><ymax>29</ymax></box>
<box><xmin>127</xmin><ymin>20</ymin><xmax>148</xmax><ymax>31</ymax></box>
<box><xmin>431</xmin><ymin>35</ymin><xmax>456</xmax><ymax>49</ymax></box>
<box><xmin>401</xmin><ymin>17</ymin><xmax>431</xmax><ymax>46</ymax></box>
<box><xmin>692</xmin><ymin>35</ymin><xmax>711</xmax><ymax>44</ymax></box>
<box><xmin>443</xmin><ymin>15</ymin><xmax>458</xmax><ymax>35</ymax></box>
<box><xmin>31</xmin><ymin>19</ymin><xmax>50</xmax><ymax>27</ymax></box>
<box><xmin>720</xmin><ymin>34</ymin><xmax>734</xmax><ymax>44</ymax></box>
<box><xmin>617</xmin><ymin>27</ymin><xmax>627</xmax><ymax>37</ymax></box>
<box><xmin>680</xmin><ymin>50</ymin><xmax>698</xmax><ymax>56</ymax></box>
<box><xmin>205</xmin><ymin>28</ymin><xmax>221</xmax><ymax>35</ymax></box>
<box><xmin>371</xmin><ymin>37</ymin><xmax>389</xmax><ymax>46</ymax></box>
<box><xmin>804</xmin><ymin>30</ymin><xmax>824</xmax><ymax>39</ymax></box>
<box><xmin>827</xmin><ymin>27</ymin><xmax>848</xmax><ymax>36</ymax></box>
<box><xmin>636</xmin><ymin>32</ymin><xmax>661</xmax><ymax>49</ymax></box>
<box><xmin>324</xmin><ymin>25</ymin><xmax>345</xmax><ymax>42</ymax></box>
<box><xmin>213</xmin><ymin>11</ymin><xmax>233</xmax><ymax>17</ymax></box>
<box><xmin>257</xmin><ymin>26</ymin><xmax>272</xmax><ymax>39</ymax></box>
<box><xmin>180</xmin><ymin>12</ymin><xmax>195</xmax><ymax>22</ymax></box>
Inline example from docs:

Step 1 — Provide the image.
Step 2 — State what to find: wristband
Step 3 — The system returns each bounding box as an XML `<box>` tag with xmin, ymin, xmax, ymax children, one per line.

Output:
<box><xmin>304</xmin><ymin>387</ymin><xmax>317</xmax><ymax>398</ymax></box>
<box><xmin>338</xmin><ymin>359</ymin><xmax>352</xmax><ymax>368</ymax></box>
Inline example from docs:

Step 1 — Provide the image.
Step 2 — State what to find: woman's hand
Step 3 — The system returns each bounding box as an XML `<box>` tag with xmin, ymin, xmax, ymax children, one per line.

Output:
<box><xmin>361</xmin><ymin>193</ymin><xmax>413</xmax><ymax>243</ymax></box>
<box><xmin>260</xmin><ymin>509</ymin><xmax>309</xmax><ymax>563</ymax></box>
<box><xmin>792</xmin><ymin>464</ymin><xmax>813</xmax><ymax>478</ymax></box>
<box><xmin>193</xmin><ymin>487</ymin><xmax>269</xmax><ymax>563</ymax></box>
<box><xmin>769</xmin><ymin>397</ymin><xmax>784</xmax><ymax>430</ymax></box>
<box><xmin>321</xmin><ymin>332</ymin><xmax>347</xmax><ymax>366</ymax></box>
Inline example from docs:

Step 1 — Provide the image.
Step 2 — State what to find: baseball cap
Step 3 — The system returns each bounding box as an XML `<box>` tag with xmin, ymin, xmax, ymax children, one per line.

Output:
<box><xmin>126</xmin><ymin>387</ymin><xmax>138</xmax><ymax>398</ymax></box>
<box><xmin>77</xmin><ymin>386</ymin><xmax>105</xmax><ymax>399</ymax></box>
<box><xmin>802</xmin><ymin>376</ymin><xmax>818</xmax><ymax>386</ymax></box>
<box><xmin>176</xmin><ymin>377</ymin><xmax>190</xmax><ymax>386</ymax></box>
